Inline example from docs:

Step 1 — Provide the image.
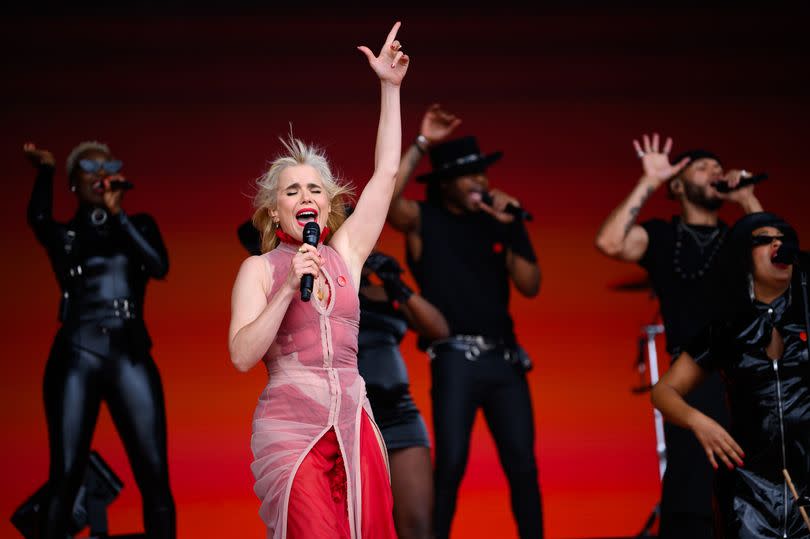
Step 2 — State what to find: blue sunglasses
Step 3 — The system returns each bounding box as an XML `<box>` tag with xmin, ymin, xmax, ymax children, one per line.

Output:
<box><xmin>78</xmin><ymin>159</ymin><xmax>123</xmax><ymax>174</ymax></box>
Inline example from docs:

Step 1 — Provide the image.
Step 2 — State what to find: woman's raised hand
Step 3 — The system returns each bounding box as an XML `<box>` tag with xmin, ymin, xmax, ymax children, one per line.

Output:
<box><xmin>23</xmin><ymin>143</ymin><xmax>55</xmax><ymax>168</ymax></box>
<box><xmin>357</xmin><ymin>21</ymin><xmax>410</xmax><ymax>86</ymax></box>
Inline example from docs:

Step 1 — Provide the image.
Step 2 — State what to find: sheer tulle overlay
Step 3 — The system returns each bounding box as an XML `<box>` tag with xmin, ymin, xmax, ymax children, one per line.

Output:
<box><xmin>250</xmin><ymin>243</ymin><xmax>394</xmax><ymax>538</ymax></box>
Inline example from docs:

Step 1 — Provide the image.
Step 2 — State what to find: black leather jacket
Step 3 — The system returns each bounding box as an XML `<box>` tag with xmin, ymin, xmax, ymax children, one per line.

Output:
<box><xmin>28</xmin><ymin>165</ymin><xmax>168</xmax><ymax>357</ymax></box>
<box><xmin>689</xmin><ymin>291</ymin><xmax>810</xmax><ymax>538</ymax></box>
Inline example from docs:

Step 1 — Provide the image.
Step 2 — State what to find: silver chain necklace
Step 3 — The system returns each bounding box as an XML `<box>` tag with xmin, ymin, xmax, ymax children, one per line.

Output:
<box><xmin>679</xmin><ymin>222</ymin><xmax>720</xmax><ymax>253</ymax></box>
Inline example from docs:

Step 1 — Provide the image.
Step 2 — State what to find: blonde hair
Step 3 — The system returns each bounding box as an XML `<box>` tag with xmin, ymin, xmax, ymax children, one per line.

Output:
<box><xmin>252</xmin><ymin>134</ymin><xmax>355</xmax><ymax>253</ymax></box>
<box><xmin>66</xmin><ymin>141</ymin><xmax>111</xmax><ymax>176</ymax></box>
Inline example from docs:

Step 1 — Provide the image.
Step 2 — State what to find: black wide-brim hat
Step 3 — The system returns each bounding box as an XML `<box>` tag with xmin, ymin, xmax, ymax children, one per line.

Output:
<box><xmin>416</xmin><ymin>135</ymin><xmax>503</xmax><ymax>183</ymax></box>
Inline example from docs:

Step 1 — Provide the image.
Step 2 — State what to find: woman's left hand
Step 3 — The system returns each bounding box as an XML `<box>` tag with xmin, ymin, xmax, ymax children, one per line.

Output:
<box><xmin>357</xmin><ymin>21</ymin><xmax>409</xmax><ymax>86</ymax></box>
<box><xmin>103</xmin><ymin>175</ymin><xmax>125</xmax><ymax>215</ymax></box>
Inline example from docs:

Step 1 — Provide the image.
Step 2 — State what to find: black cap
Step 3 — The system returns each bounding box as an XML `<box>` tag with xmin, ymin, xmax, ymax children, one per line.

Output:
<box><xmin>672</xmin><ymin>149</ymin><xmax>722</xmax><ymax>168</ymax></box>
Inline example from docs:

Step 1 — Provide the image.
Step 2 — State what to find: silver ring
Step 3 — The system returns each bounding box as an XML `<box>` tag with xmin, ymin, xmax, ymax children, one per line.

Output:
<box><xmin>740</xmin><ymin>169</ymin><xmax>751</xmax><ymax>177</ymax></box>
<box><xmin>636</xmin><ymin>150</ymin><xmax>645</xmax><ymax>159</ymax></box>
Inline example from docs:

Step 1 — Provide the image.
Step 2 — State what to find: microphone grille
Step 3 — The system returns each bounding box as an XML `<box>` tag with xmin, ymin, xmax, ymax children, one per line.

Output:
<box><xmin>303</xmin><ymin>221</ymin><xmax>321</xmax><ymax>245</ymax></box>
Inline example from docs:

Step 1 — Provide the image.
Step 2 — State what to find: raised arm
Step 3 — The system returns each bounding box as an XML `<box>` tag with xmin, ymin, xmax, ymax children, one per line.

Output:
<box><xmin>651</xmin><ymin>352</ymin><xmax>744</xmax><ymax>470</ymax></box>
<box><xmin>595</xmin><ymin>134</ymin><xmax>688</xmax><ymax>262</ymax></box>
<box><xmin>475</xmin><ymin>188</ymin><xmax>541</xmax><ymax>297</ymax></box>
<box><xmin>388</xmin><ymin>104</ymin><xmax>462</xmax><ymax>233</ymax></box>
<box><xmin>24</xmin><ymin>143</ymin><xmax>58</xmax><ymax>246</ymax></box>
<box><xmin>331</xmin><ymin>22</ymin><xmax>410</xmax><ymax>277</ymax></box>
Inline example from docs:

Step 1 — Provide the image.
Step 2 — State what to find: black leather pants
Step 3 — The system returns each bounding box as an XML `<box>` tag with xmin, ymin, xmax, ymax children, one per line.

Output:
<box><xmin>39</xmin><ymin>336</ymin><xmax>175</xmax><ymax>538</ymax></box>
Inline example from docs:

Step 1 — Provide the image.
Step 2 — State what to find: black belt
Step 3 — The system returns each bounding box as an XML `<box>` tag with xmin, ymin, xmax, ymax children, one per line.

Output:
<box><xmin>64</xmin><ymin>297</ymin><xmax>140</xmax><ymax>322</ymax></box>
<box><xmin>426</xmin><ymin>335</ymin><xmax>532</xmax><ymax>371</ymax></box>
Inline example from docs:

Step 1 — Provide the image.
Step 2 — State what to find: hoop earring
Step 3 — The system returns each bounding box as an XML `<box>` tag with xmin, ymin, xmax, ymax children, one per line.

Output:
<box><xmin>748</xmin><ymin>273</ymin><xmax>755</xmax><ymax>302</ymax></box>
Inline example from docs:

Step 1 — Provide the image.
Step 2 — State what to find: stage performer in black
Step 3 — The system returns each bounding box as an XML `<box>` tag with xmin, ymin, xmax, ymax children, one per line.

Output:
<box><xmin>386</xmin><ymin>104</ymin><xmax>543</xmax><ymax>539</ymax></box>
<box><xmin>652</xmin><ymin>212</ymin><xmax>810</xmax><ymax>538</ymax></box>
<box><xmin>595</xmin><ymin>133</ymin><xmax>763</xmax><ymax>538</ymax></box>
<box><xmin>24</xmin><ymin>141</ymin><xmax>175</xmax><ymax>538</ymax></box>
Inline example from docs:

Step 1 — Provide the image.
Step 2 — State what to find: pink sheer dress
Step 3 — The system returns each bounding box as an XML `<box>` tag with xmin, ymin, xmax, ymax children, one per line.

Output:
<box><xmin>250</xmin><ymin>242</ymin><xmax>395</xmax><ymax>538</ymax></box>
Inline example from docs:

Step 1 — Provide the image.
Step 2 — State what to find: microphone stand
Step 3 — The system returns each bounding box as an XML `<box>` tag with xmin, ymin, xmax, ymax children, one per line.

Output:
<box><xmin>635</xmin><ymin>322</ymin><xmax>666</xmax><ymax>538</ymax></box>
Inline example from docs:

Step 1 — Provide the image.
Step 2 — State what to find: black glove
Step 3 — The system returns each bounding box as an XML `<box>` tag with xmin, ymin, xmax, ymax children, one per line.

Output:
<box><xmin>364</xmin><ymin>252</ymin><xmax>402</xmax><ymax>274</ymax></box>
<box><xmin>364</xmin><ymin>252</ymin><xmax>413</xmax><ymax>306</ymax></box>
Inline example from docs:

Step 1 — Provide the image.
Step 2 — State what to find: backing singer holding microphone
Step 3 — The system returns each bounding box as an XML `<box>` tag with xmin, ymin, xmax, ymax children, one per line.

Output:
<box><xmin>24</xmin><ymin>141</ymin><xmax>174</xmax><ymax>538</ymax></box>
<box><xmin>228</xmin><ymin>23</ymin><xmax>409</xmax><ymax>538</ymax></box>
<box><xmin>386</xmin><ymin>105</ymin><xmax>543</xmax><ymax>539</ymax></box>
<box><xmin>595</xmin><ymin>134</ymin><xmax>764</xmax><ymax>538</ymax></box>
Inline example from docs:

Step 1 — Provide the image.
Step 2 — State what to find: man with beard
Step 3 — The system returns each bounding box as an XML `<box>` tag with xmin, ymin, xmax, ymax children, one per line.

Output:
<box><xmin>595</xmin><ymin>133</ymin><xmax>763</xmax><ymax>538</ymax></box>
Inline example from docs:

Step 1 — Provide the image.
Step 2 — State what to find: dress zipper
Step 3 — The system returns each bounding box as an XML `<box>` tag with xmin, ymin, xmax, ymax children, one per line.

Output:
<box><xmin>773</xmin><ymin>356</ymin><xmax>788</xmax><ymax>538</ymax></box>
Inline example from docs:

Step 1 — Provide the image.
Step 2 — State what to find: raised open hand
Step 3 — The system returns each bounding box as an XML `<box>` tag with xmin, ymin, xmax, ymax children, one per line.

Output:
<box><xmin>23</xmin><ymin>143</ymin><xmax>55</xmax><ymax>168</ymax></box>
<box><xmin>357</xmin><ymin>22</ymin><xmax>410</xmax><ymax>86</ymax></box>
<box><xmin>633</xmin><ymin>133</ymin><xmax>689</xmax><ymax>188</ymax></box>
<box><xmin>420</xmin><ymin>104</ymin><xmax>462</xmax><ymax>144</ymax></box>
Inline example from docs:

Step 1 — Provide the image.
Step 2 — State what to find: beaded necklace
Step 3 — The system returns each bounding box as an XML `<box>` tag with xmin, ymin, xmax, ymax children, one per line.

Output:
<box><xmin>673</xmin><ymin>220</ymin><xmax>727</xmax><ymax>281</ymax></box>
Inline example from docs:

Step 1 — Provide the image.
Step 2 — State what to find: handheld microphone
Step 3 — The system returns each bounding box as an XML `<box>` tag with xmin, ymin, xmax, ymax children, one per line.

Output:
<box><xmin>713</xmin><ymin>173</ymin><xmax>768</xmax><ymax>193</ymax></box>
<box><xmin>480</xmin><ymin>192</ymin><xmax>533</xmax><ymax>222</ymax></box>
<box><xmin>773</xmin><ymin>242</ymin><xmax>800</xmax><ymax>266</ymax></box>
<box><xmin>106</xmin><ymin>175</ymin><xmax>134</xmax><ymax>191</ymax></box>
<box><xmin>300</xmin><ymin>221</ymin><xmax>321</xmax><ymax>302</ymax></box>
<box><xmin>109</xmin><ymin>180</ymin><xmax>135</xmax><ymax>191</ymax></box>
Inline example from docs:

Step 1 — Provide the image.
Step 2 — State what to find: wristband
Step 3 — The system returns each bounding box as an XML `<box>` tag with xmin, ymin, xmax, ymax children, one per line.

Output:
<box><xmin>382</xmin><ymin>277</ymin><xmax>414</xmax><ymax>306</ymax></box>
<box><xmin>505</xmin><ymin>219</ymin><xmax>537</xmax><ymax>263</ymax></box>
<box><xmin>414</xmin><ymin>134</ymin><xmax>429</xmax><ymax>154</ymax></box>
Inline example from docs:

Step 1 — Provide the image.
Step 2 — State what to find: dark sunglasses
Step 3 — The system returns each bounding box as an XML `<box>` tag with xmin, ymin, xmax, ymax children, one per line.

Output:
<box><xmin>78</xmin><ymin>159</ymin><xmax>123</xmax><ymax>174</ymax></box>
<box><xmin>751</xmin><ymin>234</ymin><xmax>784</xmax><ymax>247</ymax></box>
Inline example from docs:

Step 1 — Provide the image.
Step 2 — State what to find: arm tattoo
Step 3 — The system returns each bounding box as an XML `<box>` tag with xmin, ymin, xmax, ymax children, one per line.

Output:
<box><xmin>623</xmin><ymin>186</ymin><xmax>654</xmax><ymax>237</ymax></box>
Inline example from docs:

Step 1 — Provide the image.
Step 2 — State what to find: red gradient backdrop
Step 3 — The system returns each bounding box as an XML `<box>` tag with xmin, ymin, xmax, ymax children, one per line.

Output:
<box><xmin>1</xmin><ymin>6</ymin><xmax>808</xmax><ymax>538</ymax></box>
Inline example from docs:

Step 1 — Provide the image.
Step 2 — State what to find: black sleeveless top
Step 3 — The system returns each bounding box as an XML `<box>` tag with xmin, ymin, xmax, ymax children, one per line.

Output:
<box><xmin>407</xmin><ymin>201</ymin><xmax>522</xmax><ymax>348</ymax></box>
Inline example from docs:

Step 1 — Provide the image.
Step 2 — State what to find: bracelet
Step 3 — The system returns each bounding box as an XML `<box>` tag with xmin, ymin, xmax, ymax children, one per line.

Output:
<box><xmin>414</xmin><ymin>134</ymin><xmax>429</xmax><ymax>154</ymax></box>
